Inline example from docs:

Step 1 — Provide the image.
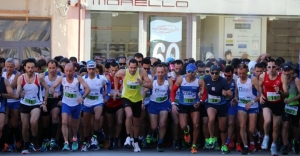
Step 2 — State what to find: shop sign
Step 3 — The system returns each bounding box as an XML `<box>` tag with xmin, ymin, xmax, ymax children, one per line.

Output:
<box><xmin>89</xmin><ymin>0</ymin><xmax>189</xmax><ymax>7</ymax></box>
<box><xmin>150</xmin><ymin>16</ymin><xmax>182</xmax><ymax>62</ymax></box>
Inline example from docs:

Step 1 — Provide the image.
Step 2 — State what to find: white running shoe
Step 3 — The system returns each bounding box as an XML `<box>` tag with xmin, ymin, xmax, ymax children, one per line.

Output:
<box><xmin>133</xmin><ymin>142</ymin><xmax>141</xmax><ymax>152</ymax></box>
<box><xmin>21</xmin><ymin>149</ymin><xmax>30</xmax><ymax>154</ymax></box>
<box><xmin>271</xmin><ymin>144</ymin><xmax>278</xmax><ymax>156</ymax></box>
<box><xmin>124</xmin><ymin>137</ymin><xmax>131</xmax><ymax>148</ymax></box>
<box><xmin>261</xmin><ymin>136</ymin><xmax>269</xmax><ymax>150</ymax></box>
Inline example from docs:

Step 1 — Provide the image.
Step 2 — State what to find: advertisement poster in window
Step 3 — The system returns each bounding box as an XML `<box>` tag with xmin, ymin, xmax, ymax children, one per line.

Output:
<box><xmin>150</xmin><ymin>16</ymin><xmax>182</xmax><ymax>62</ymax></box>
<box><xmin>224</xmin><ymin>17</ymin><xmax>261</xmax><ymax>57</ymax></box>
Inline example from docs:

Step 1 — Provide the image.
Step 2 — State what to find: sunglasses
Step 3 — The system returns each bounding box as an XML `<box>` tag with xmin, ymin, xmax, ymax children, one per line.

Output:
<box><xmin>198</xmin><ymin>70</ymin><xmax>204</xmax><ymax>73</ymax></box>
<box><xmin>210</xmin><ymin>72</ymin><xmax>219</xmax><ymax>75</ymax></box>
<box><xmin>267</xmin><ymin>65</ymin><xmax>276</xmax><ymax>69</ymax></box>
<box><xmin>119</xmin><ymin>63</ymin><xmax>126</xmax><ymax>65</ymax></box>
<box><xmin>205</xmin><ymin>70</ymin><xmax>210</xmax><ymax>73</ymax></box>
<box><xmin>187</xmin><ymin>70</ymin><xmax>195</xmax><ymax>73</ymax></box>
<box><xmin>144</xmin><ymin>67</ymin><xmax>150</xmax><ymax>70</ymax></box>
<box><xmin>224</xmin><ymin>74</ymin><xmax>232</xmax><ymax>77</ymax></box>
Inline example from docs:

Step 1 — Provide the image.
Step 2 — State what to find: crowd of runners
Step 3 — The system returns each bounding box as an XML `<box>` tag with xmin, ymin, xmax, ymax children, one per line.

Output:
<box><xmin>0</xmin><ymin>53</ymin><xmax>299</xmax><ymax>156</ymax></box>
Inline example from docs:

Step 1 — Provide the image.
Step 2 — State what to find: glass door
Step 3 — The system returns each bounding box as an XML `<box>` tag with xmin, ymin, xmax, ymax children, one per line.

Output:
<box><xmin>0</xmin><ymin>47</ymin><xmax>19</xmax><ymax>58</ymax></box>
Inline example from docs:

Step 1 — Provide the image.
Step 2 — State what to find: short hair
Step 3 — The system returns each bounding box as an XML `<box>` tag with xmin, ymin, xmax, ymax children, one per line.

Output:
<box><xmin>5</xmin><ymin>58</ymin><xmax>15</xmax><ymax>65</ymax></box>
<box><xmin>174</xmin><ymin>59</ymin><xmax>183</xmax><ymax>66</ymax></box>
<box><xmin>117</xmin><ymin>56</ymin><xmax>126</xmax><ymax>61</ymax></box>
<box><xmin>105</xmin><ymin>62</ymin><xmax>111</xmax><ymax>69</ymax></box>
<box><xmin>60</xmin><ymin>58</ymin><xmax>70</xmax><ymax>64</ymax></box>
<box><xmin>224</xmin><ymin>51</ymin><xmax>232</xmax><ymax>57</ymax></box>
<box><xmin>81</xmin><ymin>61</ymin><xmax>86</xmax><ymax>65</ymax></box>
<box><xmin>38</xmin><ymin>59</ymin><xmax>47</xmax><ymax>67</ymax></box>
<box><xmin>96</xmin><ymin>64</ymin><xmax>104</xmax><ymax>75</ymax></box>
<box><xmin>47</xmin><ymin>59</ymin><xmax>58</xmax><ymax>67</ymax></box>
<box><xmin>129</xmin><ymin>59</ymin><xmax>138</xmax><ymax>66</ymax></box>
<box><xmin>205</xmin><ymin>62</ymin><xmax>214</xmax><ymax>68</ymax></box>
<box><xmin>142</xmin><ymin>58</ymin><xmax>151</xmax><ymax>65</ymax></box>
<box><xmin>197</xmin><ymin>62</ymin><xmax>205</xmax><ymax>68</ymax></box>
<box><xmin>58</xmin><ymin>65</ymin><xmax>64</xmax><ymax>73</ymax></box>
<box><xmin>23</xmin><ymin>58</ymin><xmax>36</xmax><ymax>67</ymax></box>
<box><xmin>255</xmin><ymin>62</ymin><xmax>264</xmax><ymax>69</ymax></box>
<box><xmin>267</xmin><ymin>58</ymin><xmax>276</xmax><ymax>63</ymax></box>
<box><xmin>134</xmin><ymin>53</ymin><xmax>143</xmax><ymax>59</ymax></box>
<box><xmin>224</xmin><ymin>65</ymin><xmax>234</xmax><ymax>73</ymax></box>
<box><xmin>54</xmin><ymin>56</ymin><xmax>63</xmax><ymax>62</ymax></box>
<box><xmin>0</xmin><ymin>58</ymin><xmax>6</xmax><ymax>63</ymax></box>
<box><xmin>69</xmin><ymin>57</ymin><xmax>77</xmax><ymax>62</ymax></box>
<box><xmin>110</xmin><ymin>61</ymin><xmax>119</xmax><ymax>68</ymax></box>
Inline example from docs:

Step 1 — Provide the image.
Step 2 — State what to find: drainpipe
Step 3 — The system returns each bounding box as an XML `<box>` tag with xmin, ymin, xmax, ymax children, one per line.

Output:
<box><xmin>78</xmin><ymin>0</ymin><xmax>81</xmax><ymax>61</ymax></box>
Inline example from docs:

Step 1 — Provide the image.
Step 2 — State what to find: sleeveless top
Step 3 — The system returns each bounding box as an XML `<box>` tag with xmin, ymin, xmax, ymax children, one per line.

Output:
<box><xmin>43</xmin><ymin>71</ymin><xmax>61</xmax><ymax>98</ymax></box>
<box><xmin>2</xmin><ymin>70</ymin><xmax>19</xmax><ymax>103</ymax></box>
<box><xmin>179</xmin><ymin>75</ymin><xmax>199</xmax><ymax>105</ymax></box>
<box><xmin>106</xmin><ymin>73</ymin><xmax>123</xmax><ymax>108</ymax></box>
<box><xmin>0</xmin><ymin>77</ymin><xmax>7</xmax><ymax>108</ymax></box>
<box><xmin>144</xmin><ymin>74</ymin><xmax>152</xmax><ymax>105</ymax></box>
<box><xmin>121</xmin><ymin>69</ymin><xmax>142</xmax><ymax>102</ymax></box>
<box><xmin>149</xmin><ymin>79</ymin><xmax>169</xmax><ymax>104</ymax></box>
<box><xmin>83</xmin><ymin>74</ymin><xmax>106</xmax><ymax>106</ymax></box>
<box><xmin>237</xmin><ymin>77</ymin><xmax>258</xmax><ymax>108</ymax></box>
<box><xmin>20</xmin><ymin>73</ymin><xmax>43</xmax><ymax>106</ymax></box>
<box><xmin>285</xmin><ymin>77</ymin><xmax>299</xmax><ymax>106</ymax></box>
<box><xmin>62</xmin><ymin>75</ymin><xmax>81</xmax><ymax>106</ymax></box>
<box><xmin>263</xmin><ymin>72</ymin><xmax>283</xmax><ymax>103</ymax></box>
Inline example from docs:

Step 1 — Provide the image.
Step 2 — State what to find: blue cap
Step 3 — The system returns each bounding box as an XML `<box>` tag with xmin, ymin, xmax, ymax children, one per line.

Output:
<box><xmin>166</xmin><ymin>57</ymin><xmax>175</xmax><ymax>63</ymax></box>
<box><xmin>186</xmin><ymin>63</ymin><xmax>196</xmax><ymax>72</ymax></box>
<box><xmin>86</xmin><ymin>60</ymin><xmax>96</xmax><ymax>68</ymax></box>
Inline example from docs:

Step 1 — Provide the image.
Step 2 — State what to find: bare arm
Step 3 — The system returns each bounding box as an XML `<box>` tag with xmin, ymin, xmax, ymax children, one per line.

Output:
<box><xmin>11</xmin><ymin>72</ymin><xmax>20</xmax><ymax>89</ymax></box>
<box><xmin>287</xmin><ymin>77</ymin><xmax>300</xmax><ymax>103</ymax></box>
<box><xmin>15</xmin><ymin>76</ymin><xmax>23</xmax><ymax>98</ymax></box>
<box><xmin>2</xmin><ymin>79</ymin><xmax>14</xmax><ymax>99</ymax></box>
<box><xmin>77</xmin><ymin>76</ymin><xmax>91</xmax><ymax>98</ymax></box>
<box><xmin>114</xmin><ymin>69</ymin><xmax>125</xmax><ymax>93</ymax></box>
<box><xmin>168</xmin><ymin>77</ymin><xmax>173</xmax><ymax>91</ymax></box>
<box><xmin>258</xmin><ymin>73</ymin><xmax>265</xmax><ymax>95</ymax></box>
<box><xmin>50</xmin><ymin>77</ymin><xmax>62</xmax><ymax>96</ymax></box>
<box><xmin>39</xmin><ymin>74</ymin><xmax>48</xmax><ymax>101</ymax></box>
<box><xmin>140</xmin><ymin>68</ymin><xmax>152</xmax><ymax>89</ymax></box>
<box><xmin>251</xmin><ymin>76</ymin><xmax>260</xmax><ymax>102</ymax></box>
<box><xmin>281</xmin><ymin>74</ymin><xmax>289</xmax><ymax>98</ymax></box>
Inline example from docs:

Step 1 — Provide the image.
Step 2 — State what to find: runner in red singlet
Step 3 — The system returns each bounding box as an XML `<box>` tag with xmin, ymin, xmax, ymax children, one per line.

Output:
<box><xmin>258</xmin><ymin>58</ymin><xmax>289</xmax><ymax>156</ymax></box>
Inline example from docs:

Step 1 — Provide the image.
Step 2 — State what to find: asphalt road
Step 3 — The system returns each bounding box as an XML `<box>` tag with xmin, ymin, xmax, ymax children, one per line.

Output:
<box><xmin>1</xmin><ymin>149</ymin><xmax>300</xmax><ymax>155</ymax></box>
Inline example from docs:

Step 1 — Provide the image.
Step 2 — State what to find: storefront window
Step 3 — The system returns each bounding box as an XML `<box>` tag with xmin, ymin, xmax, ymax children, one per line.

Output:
<box><xmin>91</xmin><ymin>12</ymin><xmax>139</xmax><ymax>60</ymax></box>
<box><xmin>267</xmin><ymin>17</ymin><xmax>300</xmax><ymax>63</ymax></box>
<box><xmin>147</xmin><ymin>16</ymin><xmax>186</xmax><ymax>62</ymax></box>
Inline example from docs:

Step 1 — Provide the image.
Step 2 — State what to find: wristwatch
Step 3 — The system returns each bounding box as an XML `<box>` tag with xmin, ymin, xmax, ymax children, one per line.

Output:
<box><xmin>171</xmin><ymin>102</ymin><xmax>176</xmax><ymax>105</ymax></box>
<box><xmin>82</xmin><ymin>96</ymin><xmax>86</xmax><ymax>99</ymax></box>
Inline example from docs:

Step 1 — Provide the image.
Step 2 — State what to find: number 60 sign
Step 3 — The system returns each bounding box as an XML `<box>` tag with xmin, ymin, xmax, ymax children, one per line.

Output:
<box><xmin>152</xmin><ymin>42</ymin><xmax>180</xmax><ymax>62</ymax></box>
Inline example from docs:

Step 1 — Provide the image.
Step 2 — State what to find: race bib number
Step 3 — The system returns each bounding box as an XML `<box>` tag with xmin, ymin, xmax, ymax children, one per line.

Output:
<box><xmin>65</xmin><ymin>92</ymin><xmax>77</xmax><ymax>98</ymax></box>
<box><xmin>285</xmin><ymin>105</ymin><xmax>298</xmax><ymax>115</ymax></box>
<box><xmin>25</xmin><ymin>98</ymin><xmax>36</xmax><ymax>105</ymax></box>
<box><xmin>208</xmin><ymin>94</ymin><xmax>221</xmax><ymax>103</ymax></box>
<box><xmin>155</xmin><ymin>96</ymin><xmax>167</xmax><ymax>102</ymax></box>
<box><xmin>267</xmin><ymin>92</ymin><xmax>280</xmax><ymax>101</ymax></box>
<box><xmin>48</xmin><ymin>93</ymin><xmax>53</xmax><ymax>98</ymax></box>
<box><xmin>126</xmin><ymin>81</ymin><xmax>139</xmax><ymax>90</ymax></box>
<box><xmin>183</xmin><ymin>95</ymin><xmax>196</xmax><ymax>103</ymax></box>
<box><xmin>87</xmin><ymin>95</ymin><xmax>99</xmax><ymax>100</ymax></box>
<box><xmin>240</xmin><ymin>98</ymin><xmax>251</xmax><ymax>104</ymax></box>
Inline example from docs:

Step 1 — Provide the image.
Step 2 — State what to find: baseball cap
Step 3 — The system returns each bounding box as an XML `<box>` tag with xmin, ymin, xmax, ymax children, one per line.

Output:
<box><xmin>86</xmin><ymin>60</ymin><xmax>96</xmax><ymax>68</ymax></box>
<box><xmin>166</xmin><ymin>57</ymin><xmax>175</xmax><ymax>64</ymax></box>
<box><xmin>282</xmin><ymin>63</ymin><xmax>293</xmax><ymax>71</ymax></box>
<box><xmin>186</xmin><ymin>63</ymin><xmax>196</xmax><ymax>72</ymax></box>
<box><xmin>210</xmin><ymin>65</ymin><xmax>221</xmax><ymax>71</ymax></box>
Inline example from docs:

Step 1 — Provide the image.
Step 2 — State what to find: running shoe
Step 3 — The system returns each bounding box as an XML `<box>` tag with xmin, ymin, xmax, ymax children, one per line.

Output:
<box><xmin>133</xmin><ymin>142</ymin><xmax>141</xmax><ymax>152</ymax></box>
<box><xmin>207</xmin><ymin>137</ymin><xmax>215</xmax><ymax>149</ymax></box>
<box><xmin>71</xmin><ymin>139</ymin><xmax>78</xmax><ymax>151</ymax></box>
<box><xmin>203</xmin><ymin>139</ymin><xmax>209</xmax><ymax>149</ymax></box>
<box><xmin>29</xmin><ymin>143</ymin><xmax>37</xmax><ymax>151</ymax></box>
<box><xmin>242</xmin><ymin>147</ymin><xmax>249</xmax><ymax>155</ymax></box>
<box><xmin>80</xmin><ymin>142</ymin><xmax>88</xmax><ymax>152</ymax></box>
<box><xmin>124</xmin><ymin>136</ymin><xmax>131</xmax><ymax>148</ymax></box>
<box><xmin>15</xmin><ymin>141</ymin><xmax>22</xmax><ymax>152</ymax></box>
<box><xmin>146</xmin><ymin>136</ymin><xmax>151</xmax><ymax>147</ymax></box>
<box><xmin>249</xmin><ymin>143</ymin><xmax>256</xmax><ymax>152</ymax></box>
<box><xmin>104</xmin><ymin>139</ymin><xmax>109</xmax><ymax>149</ymax></box>
<box><xmin>293</xmin><ymin>139</ymin><xmax>300</xmax><ymax>154</ymax></box>
<box><xmin>183</xmin><ymin>125</ymin><xmax>191</xmax><ymax>143</ymax></box>
<box><xmin>236</xmin><ymin>143</ymin><xmax>242</xmax><ymax>152</ymax></box>
<box><xmin>281</xmin><ymin>145</ymin><xmax>288</xmax><ymax>155</ymax></box>
<box><xmin>2</xmin><ymin>143</ymin><xmax>13</xmax><ymax>152</ymax></box>
<box><xmin>261</xmin><ymin>136</ymin><xmax>269</xmax><ymax>150</ymax></box>
<box><xmin>172</xmin><ymin>140</ymin><xmax>179</xmax><ymax>150</ymax></box>
<box><xmin>49</xmin><ymin>140</ymin><xmax>59</xmax><ymax>150</ymax></box>
<box><xmin>62</xmin><ymin>143</ymin><xmax>70</xmax><ymax>151</ymax></box>
<box><xmin>221</xmin><ymin>144</ymin><xmax>229</xmax><ymax>154</ymax></box>
<box><xmin>21</xmin><ymin>149</ymin><xmax>30</xmax><ymax>154</ymax></box>
<box><xmin>229</xmin><ymin>139</ymin><xmax>235</xmax><ymax>150</ymax></box>
<box><xmin>214</xmin><ymin>141</ymin><xmax>220</xmax><ymax>151</ymax></box>
<box><xmin>40</xmin><ymin>140</ymin><xmax>49</xmax><ymax>152</ymax></box>
<box><xmin>271</xmin><ymin>144</ymin><xmax>278</xmax><ymax>156</ymax></box>
<box><xmin>108</xmin><ymin>140</ymin><xmax>114</xmax><ymax>150</ymax></box>
<box><xmin>191</xmin><ymin>144</ymin><xmax>198</xmax><ymax>154</ymax></box>
<box><xmin>157</xmin><ymin>143</ymin><xmax>164</xmax><ymax>152</ymax></box>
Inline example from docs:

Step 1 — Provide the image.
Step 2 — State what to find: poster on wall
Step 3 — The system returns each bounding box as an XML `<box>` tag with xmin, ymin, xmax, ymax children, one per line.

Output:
<box><xmin>224</xmin><ymin>17</ymin><xmax>261</xmax><ymax>57</ymax></box>
<box><xmin>150</xmin><ymin>16</ymin><xmax>182</xmax><ymax>62</ymax></box>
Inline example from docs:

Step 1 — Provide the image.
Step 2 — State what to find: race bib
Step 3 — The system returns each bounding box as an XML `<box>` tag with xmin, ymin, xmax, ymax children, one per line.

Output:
<box><xmin>183</xmin><ymin>94</ymin><xmax>196</xmax><ymax>103</ymax></box>
<box><xmin>65</xmin><ymin>92</ymin><xmax>77</xmax><ymax>98</ymax></box>
<box><xmin>25</xmin><ymin>98</ymin><xmax>36</xmax><ymax>105</ymax></box>
<box><xmin>208</xmin><ymin>94</ymin><xmax>221</xmax><ymax>103</ymax></box>
<box><xmin>87</xmin><ymin>95</ymin><xmax>99</xmax><ymax>100</ymax></box>
<box><xmin>285</xmin><ymin>105</ymin><xmax>298</xmax><ymax>115</ymax></box>
<box><xmin>48</xmin><ymin>93</ymin><xmax>53</xmax><ymax>98</ymax></box>
<box><xmin>155</xmin><ymin>96</ymin><xmax>167</xmax><ymax>102</ymax></box>
<box><xmin>267</xmin><ymin>92</ymin><xmax>280</xmax><ymax>101</ymax></box>
<box><xmin>126</xmin><ymin>81</ymin><xmax>139</xmax><ymax>90</ymax></box>
<box><xmin>239</xmin><ymin>98</ymin><xmax>251</xmax><ymax>104</ymax></box>
<box><xmin>146</xmin><ymin>92</ymin><xmax>151</xmax><ymax>98</ymax></box>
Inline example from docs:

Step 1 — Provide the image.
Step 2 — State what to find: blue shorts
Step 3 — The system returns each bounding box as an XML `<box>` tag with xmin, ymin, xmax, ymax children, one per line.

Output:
<box><xmin>0</xmin><ymin>102</ymin><xmax>6</xmax><ymax>113</ymax></box>
<box><xmin>147</xmin><ymin>101</ymin><xmax>170</xmax><ymax>115</ymax></box>
<box><xmin>227</xmin><ymin>102</ymin><xmax>237</xmax><ymax>116</ymax></box>
<box><xmin>82</xmin><ymin>103</ymin><xmax>104</xmax><ymax>113</ymax></box>
<box><xmin>7</xmin><ymin>101</ymin><xmax>20</xmax><ymax>110</ymax></box>
<box><xmin>61</xmin><ymin>103</ymin><xmax>81</xmax><ymax>119</ymax></box>
<box><xmin>237</xmin><ymin>106</ymin><xmax>259</xmax><ymax>114</ymax></box>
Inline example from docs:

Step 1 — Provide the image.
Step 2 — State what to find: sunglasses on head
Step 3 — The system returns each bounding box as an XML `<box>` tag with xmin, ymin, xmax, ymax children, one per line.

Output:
<box><xmin>210</xmin><ymin>71</ymin><xmax>219</xmax><ymax>75</ymax></box>
<box><xmin>238</xmin><ymin>63</ymin><xmax>248</xmax><ymax>69</ymax></box>
<box><xmin>267</xmin><ymin>65</ymin><xmax>276</xmax><ymax>69</ymax></box>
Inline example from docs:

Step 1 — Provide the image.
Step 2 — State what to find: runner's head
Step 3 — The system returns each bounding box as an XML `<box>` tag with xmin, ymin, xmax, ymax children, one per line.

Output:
<box><xmin>267</xmin><ymin>58</ymin><xmax>277</xmax><ymax>75</ymax></box>
<box><xmin>118</xmin><ymin>56</ymin><xmax>126</xmax><ymax>68</ymax></box>
<box><xmin>128</xmin><ymin>59</ymin><xmax>138</xmax><ymax>75</ymax></box>
<box><xmin>186</xmin><ymin>63</ymin><xmax>196</xmax><ymax>78</ymax></box>
<box><xmin>142</xmin><ymin>58</ymin><xmax>151</xmax><ymax>74</ymax></box>
<box><xmin>64</xmin><ymin>63</ymin><xmax>74</xmax><ymax>78</ymax></box>
<box><xmin>254</xmin><ymin>63</ymin><xmax>264</xmax><ymax>77</ymax></box>
<box><xmin>224</xmin><ymin>65</ymin><xmax>234</xmax><ymax>81</ymax></box>
<box><xmin>210</xmin><ymin>65</ymin><xmax>220</xmax><ymax>81</ymax></box>
<box><xmin>110</xmin><ymin>61</ymin><xmax>119</xmax><ymax>76</ymax></box>
<box><xmin>23</xmin><ymin>58</ymin><xmax>36</xmax><ymax>76</ymax></box>
<box><xmin>155</xmin><ymin>64</ymin><xmax>165</xmax><ymax>79</ymax></box>
<box><xmin>47</xmin><ymin>59</ymin><xmax>58</xmax><ymax>75</ymax></box>
<box><xmin>134</xmin><ymin>53</ymin><xmax>143</xmax><ymax>67</ymax></box>
<box><xmin>282</xmin><ymin>63</ymin><xmax>294</xmax><ymax>79</ymax></box>
<box><xmin>174</xmin><ymin>59</ymin><xmax>183</xmax><ymax>75</ymax></box>
<box><xmin>237</xmin><ymin>63</ymin><xmax>248</xmax><ymax>80</ymax></box>
<box><xmin>86</xmin><ymin>60</ymin><xmax>96</xmax><ymax>76</ymax></box>
<box><xmin>5</xmin><ymin>58</ymin><xmax>15</xmax><ymax>74</ymax></box>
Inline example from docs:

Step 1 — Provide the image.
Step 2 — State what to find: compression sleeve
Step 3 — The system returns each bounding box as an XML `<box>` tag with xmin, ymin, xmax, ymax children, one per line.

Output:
<box><xmin>201</xmin><ymin>87</ymin><xmax>207</xmax><ymax>102</ymax></box>
<box><xmin>171</xmin><ymin>84</ymin><xmax>179</xmax><ymax>103</ymax></box>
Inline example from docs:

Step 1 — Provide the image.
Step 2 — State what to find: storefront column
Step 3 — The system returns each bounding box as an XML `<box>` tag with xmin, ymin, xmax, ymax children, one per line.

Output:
<box><xmin>84</xmin><ymin>10</ymin><xmax>91</xmax><ymax>60</ymax></box>
<box><xmin>191</xmin><ymin>14</ymin><xmax>197</xmax><ymax>59</ymax></box>
<box><xmin>138</xmin><ymin>12</ymin><xmax>147</xmax><ymax>57</ymax></box>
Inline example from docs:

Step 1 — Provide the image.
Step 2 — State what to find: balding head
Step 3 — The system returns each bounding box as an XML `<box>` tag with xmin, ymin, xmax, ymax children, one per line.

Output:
<box><xmin>64</xmin><ymin>63</ymin><xmax>74</xmax><ymax>77</ymax></box>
